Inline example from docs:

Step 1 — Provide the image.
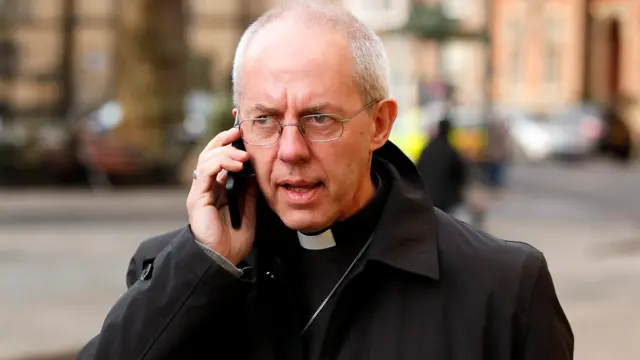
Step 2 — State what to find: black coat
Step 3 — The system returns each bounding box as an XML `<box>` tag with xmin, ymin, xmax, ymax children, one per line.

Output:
<box><xmin>78</xmin><ymin>141</ymin><xmax>573</xmax><ymax>360</ymax></box>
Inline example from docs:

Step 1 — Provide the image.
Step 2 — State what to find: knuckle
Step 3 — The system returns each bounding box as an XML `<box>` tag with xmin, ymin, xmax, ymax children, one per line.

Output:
<box><xmin>213</xmin><ymin>131</ymin><xmax>225</xmax><ymax>141</ymax></box>
<box><xmin>207</xmin><ymin>147</ymin><xmax>223</xmax><ymax>160</ymax></box>
<box><xmin>198</xmin><ymin>151</ymin><xmax>209</xmax><ymax>162</ymax></box>
<box><xmin>198</xmin><ymin>154</ymin><xmax>221</xmax><ymax>172</ymax></box>
<box><xmin>194</xmin><ymin>163</ymin><xmax>204</xmax><ymax>175</ymax></box>
<box><xmin>201</xmin><ymin>146</ymin><xmax>219</xmax><ymax>158</ymax></box>
<box><xmin>213</xmin><ymin>131</ymin><xmax>230</xmax><ymax>143</ymax></box>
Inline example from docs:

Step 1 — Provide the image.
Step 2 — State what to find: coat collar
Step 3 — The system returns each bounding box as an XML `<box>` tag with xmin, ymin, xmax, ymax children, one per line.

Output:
<box><xmin>364</xmin><ymin>141</ymin><xmax>440</xmax><ymax>280</ymax></box>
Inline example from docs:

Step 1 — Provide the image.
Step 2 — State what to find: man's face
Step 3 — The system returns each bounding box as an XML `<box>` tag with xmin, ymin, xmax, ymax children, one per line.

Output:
<box><xmin>235</xmin><ymin>21</ymin><xmax>395</xmax><ymax>232</ymax></box>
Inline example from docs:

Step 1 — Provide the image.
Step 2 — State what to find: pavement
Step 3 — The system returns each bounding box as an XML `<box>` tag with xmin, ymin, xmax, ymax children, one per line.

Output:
<box><xmin>0</xmin><ymin>161</ymin><xmax>639</xmax><ymax>359</ymax></box>
<box><xmin>0</xmin><ymin>188</ymin><xmax>189</xmax><ymax>225</ymax></box>
<box><xmin>0</xmin><ymin>189</ymin><xmax>188</xmax><ymax>360</ymax></box>
<box><xmin>484</xmin><ymin>161</ymin><xmax>640</xmax><ymax>360</ymax></box>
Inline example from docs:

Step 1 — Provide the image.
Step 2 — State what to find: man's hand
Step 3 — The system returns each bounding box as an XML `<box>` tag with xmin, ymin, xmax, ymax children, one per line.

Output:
<box><xmin>186</xmin><ymin>128</ymin><xmax>257</xmax><ymax>265</ymax></box>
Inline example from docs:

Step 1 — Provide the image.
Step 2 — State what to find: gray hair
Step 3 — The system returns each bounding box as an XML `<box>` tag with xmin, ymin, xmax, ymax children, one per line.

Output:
<box><xmin>231</xmin><ymin>1</ymin><xmax>390</xmax><ymax>106</ymax></box>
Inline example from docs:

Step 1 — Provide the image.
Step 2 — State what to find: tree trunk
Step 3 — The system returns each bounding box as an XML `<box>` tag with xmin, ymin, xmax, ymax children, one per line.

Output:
<box><xmin>115</xmin><ymin>0</ymin><xmax>187</xmax><ymax>166</ymax></box>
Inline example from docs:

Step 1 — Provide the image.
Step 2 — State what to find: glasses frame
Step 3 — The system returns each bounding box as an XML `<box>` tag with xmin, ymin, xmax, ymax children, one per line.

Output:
<box><xmin>234</xmin><ymin>99</ymin><xmax>379</xmax><ymax>146</ymax></box>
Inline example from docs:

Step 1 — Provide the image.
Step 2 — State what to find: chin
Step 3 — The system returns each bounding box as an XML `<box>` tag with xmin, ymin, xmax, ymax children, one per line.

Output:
<box><xmin>277</xmin><ymin>208</ymin><xmax>334</xmax><ymax>233</ymax></box>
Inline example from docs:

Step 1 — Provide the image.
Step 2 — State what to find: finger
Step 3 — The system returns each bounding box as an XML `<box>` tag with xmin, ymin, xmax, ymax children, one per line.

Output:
<box><xmin>187</xmin><ymin>175</ymin><xmax>217</xmax><ymax>210</ymax></box>
<box><xmin>200</xmin><ymin>145</ymin><xmax>249</xmax><ymax>164</ymax></box>
<box><xmin>202</xmin><ymin>128</ymin><xmax>241</xmax><ymax>153</ymax></box>
<box><xmin>193</xmin><ymin>157</ymin><xmax>244</xmax><ymax>194</ymax></box>
<box><xmin>216</xmin><ymin>169</ymin><xmax>228</xmax><ymax>184</ymax></box>
<box><xmin>201</xmin><ymin>157</ymin><xmax>244</xmax><ymax>180</ymax></box>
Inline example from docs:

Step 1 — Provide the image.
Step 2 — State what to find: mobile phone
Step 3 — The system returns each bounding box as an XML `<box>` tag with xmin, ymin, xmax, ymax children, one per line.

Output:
<box><xmin>225</xmin><ymin>138</ymin><xmax>254</xmax><ymax>229</ymax></box>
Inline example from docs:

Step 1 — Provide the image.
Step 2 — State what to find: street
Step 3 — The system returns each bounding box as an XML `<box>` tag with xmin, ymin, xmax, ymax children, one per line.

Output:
<box><xmin>1</xmin><ymin>161</ymin><xmax>639</xmax><ymax>360</ymax></box>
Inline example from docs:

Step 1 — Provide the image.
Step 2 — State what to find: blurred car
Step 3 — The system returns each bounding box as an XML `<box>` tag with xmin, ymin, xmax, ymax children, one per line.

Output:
<box><xmin>541</xmin><ymin>104</ymin><xmax>604</xmax><ymax>160</ymax></box>
<box><xmin>506</xmin><ymin>111</ymin><xmax>552</xmax><ymax>162</ymax></box>
<box><xmin>73</xmin><ymin>91</ymin><xmax>215</xmax><ymax>184</ymax></box>
<box><xmin>0</xmin><ymin>113</ymin><xmax>83</xmax><ymax>185</ymax></box>
<box><xmin>505</xmin><ymin>104</ymin><xmax>604</xmax><ymax>162</ymax></box>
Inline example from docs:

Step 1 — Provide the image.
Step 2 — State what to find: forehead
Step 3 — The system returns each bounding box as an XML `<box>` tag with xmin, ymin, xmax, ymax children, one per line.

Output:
<box><xmin>239</xmin><ymin>20</ymin><xmax>361</xmax><ymax>109</ymax></box>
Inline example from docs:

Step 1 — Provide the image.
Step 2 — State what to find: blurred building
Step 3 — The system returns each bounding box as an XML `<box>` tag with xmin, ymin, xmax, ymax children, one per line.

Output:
<box><xmin>1</xmin><ymin>0</ymin><xmax>74</xmax><ymax>125</ymax></box>
<box><xmin>414</xmin><ymin>0</ymin><xmax>489</xmax><ymax>108</ymax></box>
<box><xmin>586</xmin><ymin>0</ymin><xmax>640</xmax><ymax>136</ymax></box>
<box><xmin>441</xmin><ymin>0</ymin><xmax>489</xmax><ymax>108</ymax></box>
<box><xmin>493</xmin><ymin>0</ymin><xmax>640</xmax><ymax>136</ymax></box>
<box><xmin>344</xmin><ymin>0</ymin><xmax>414</xmax><ymax>110</ymax></box>
<box><xmin>0</xmin><ymin>0</ymin><xmax>268</xmax><ymax>126</ymax></box>
<box><xmin>493</xmin><ymin>0</ymin><xmax>586</xmax><ymax>112</ymax></box>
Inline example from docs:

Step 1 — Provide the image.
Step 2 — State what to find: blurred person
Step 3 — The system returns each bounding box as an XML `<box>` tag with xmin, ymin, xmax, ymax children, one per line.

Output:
<box><xmin>466</xmin><ymin>163</ymin><xmax>491</xmax><ymax>230</ymax></box>
<box><xmin>78</xmin><ymin>2</ymin><xmax>573</xmax><ymax>360</ymax></box>
<box><xmin>483</xmin><ymin>117</ymin><xmax>511</xmax><ymax>192</ymax></box>
<box><xmin>416</xmin><ymin>116</ymin><xmax>468</xmax><ymax>214</ymax></box>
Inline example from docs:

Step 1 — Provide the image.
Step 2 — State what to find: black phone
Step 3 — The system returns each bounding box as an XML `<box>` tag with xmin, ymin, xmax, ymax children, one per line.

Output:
<box><xmin>225</xmin><ymin>138</ymin><xmax>255</xmax><ymax>229</ymax></box>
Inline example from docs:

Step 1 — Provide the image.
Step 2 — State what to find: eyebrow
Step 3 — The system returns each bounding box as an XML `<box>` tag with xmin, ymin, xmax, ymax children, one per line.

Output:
<box><xmin>250</xmin><ymin>104</ymin><xmax>279</xmax><ymax>115</ymax></box>
<box><xmin>248</xmin><ymin>101</ymin><xmax>342</xmax><ymax>116</ymax></box>
<box><xmin>299</xmin><ymin>102</ymin><xmax>330</xmax><ymax>115</ymax></box>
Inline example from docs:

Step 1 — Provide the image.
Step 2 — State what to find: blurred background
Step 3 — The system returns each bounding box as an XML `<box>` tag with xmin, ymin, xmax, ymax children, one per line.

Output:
<box><xmin>0</xmin><ymin>0</ymin><xmax>638</xmax><ymax>359</ymax></box>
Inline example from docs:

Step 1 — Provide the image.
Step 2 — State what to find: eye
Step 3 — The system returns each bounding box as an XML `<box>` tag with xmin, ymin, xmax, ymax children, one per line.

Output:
<box><xmin>307</xmin><ymin>114</ymin><xmax>333</xmax><ymax>124</ymax></box>
<box><xmin>253</xmin><ymin>116</ymin><xmax>276</xmax><ymax>126</ymax></box>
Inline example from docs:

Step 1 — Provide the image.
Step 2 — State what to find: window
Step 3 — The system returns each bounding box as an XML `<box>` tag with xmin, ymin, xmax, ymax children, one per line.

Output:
<box><xmin>544</xmin><ymin>18</ymin><xmax>561</xmax><ymax>84</ymax></box>
<box><xmin>0</xmin><ymin>40</ymin><xmax>18</xmax><ymax>80</ymax></box>
<box><xmin>361</xmin><ymin>0</ymin><xmax>392</xmax><ymax>11</ymax></box>
<box><xmin>442</xmin><ymin>0</ymin><xmax>468</xmax><ymax>20</ymax></box>
<box><xmin>0</xmin><ymin>0</ymin><xmax>31</xmax><ymax>21</ymax></box>
<box><xmin>544</xmin><ymin>39</ymin><xmax>558</xmax><ymax>84</ymax></box>
<box><xmin>508</xmin><ymin>19</ymin><xmax>524</xmax><ymax>83</ymax></box>
<box><xmin>375</xmin><ymin>0</ymin><xmax>390</xmax><ymax>10</ymax></box>
<box><xmin>442</xmin><ymin>43</ymin><xmax>466</xmax><ymax>83</ymax></box>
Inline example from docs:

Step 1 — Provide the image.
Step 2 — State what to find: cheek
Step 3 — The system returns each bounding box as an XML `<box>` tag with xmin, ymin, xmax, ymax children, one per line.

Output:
<box><xmin>248</xmin><ymin>150</ymin><xmax>275</xmax><ymax>194</ymax></box>
<box><xmin>322</xmin><ymin>144</ymin><xmax>363</xmax><ymax>192</ymax></box>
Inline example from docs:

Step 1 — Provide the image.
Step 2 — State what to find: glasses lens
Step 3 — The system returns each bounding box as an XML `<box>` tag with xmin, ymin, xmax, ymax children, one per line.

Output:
<box><xmin>301</xmin><ymin>115</ymin><xmax>343</xmax><ymax>141</ymax></box>
<box><xmin>240</xmin><ymin>118</ymin><xmax>281</xmax><ymax>145</ymax></box>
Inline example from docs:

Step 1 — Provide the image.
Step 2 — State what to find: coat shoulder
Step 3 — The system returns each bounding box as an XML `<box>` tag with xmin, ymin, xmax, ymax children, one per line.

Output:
<box><xmin>434</xmin><ymin>210</ymin><xmax>545</xmax><ymax>291</ymax></box>
<box><xmin>133</xmin><ymin>227</ymin><xmax>188</xmax><ymax>261</ymax></box>
<box><xmin>123</xmin><ymin>226</ymin><xmax>188</xmax><ymax>288</ymax></box>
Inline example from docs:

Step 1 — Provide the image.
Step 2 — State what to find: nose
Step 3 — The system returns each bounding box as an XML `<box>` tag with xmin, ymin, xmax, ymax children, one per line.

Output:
<box><xmin>277</xmin><ymin>123</ymin><xmax>311</xmax><ymax>165</ymax></box>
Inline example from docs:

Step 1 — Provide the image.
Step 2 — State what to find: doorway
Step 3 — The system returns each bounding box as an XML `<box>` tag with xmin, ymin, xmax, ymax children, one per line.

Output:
<box><xmin>606</xmin><ymin>18</ymin><xmax>621</xmax><ymax>101</ymax></box>
<box><xmin>586</xmin><ymin>17</ymin><xmax>622</xmax><ymax>105</ymax></box>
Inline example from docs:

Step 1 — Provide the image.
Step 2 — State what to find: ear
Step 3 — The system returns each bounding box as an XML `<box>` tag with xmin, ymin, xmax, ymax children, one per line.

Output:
<box><xmin>232</xmin><ymin>108</ymin><xmax>244</xmax><ymax>127</ymax></box>
<box><xmin>369</xmin><ymin>99</ymin><xmax>398</xmax><ymax>151</ymax></box>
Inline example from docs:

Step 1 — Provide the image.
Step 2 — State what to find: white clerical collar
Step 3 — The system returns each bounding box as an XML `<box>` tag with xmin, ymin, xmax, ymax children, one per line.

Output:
<box><xmin>297</xmin><ymin>229</ymin><xmax>336</xmax><ymax>250</ymax></box>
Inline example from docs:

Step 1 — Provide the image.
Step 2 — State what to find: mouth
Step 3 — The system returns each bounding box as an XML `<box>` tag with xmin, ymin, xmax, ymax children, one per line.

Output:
<box><xmin>279</xmin><ymin>181</ymin><xmax>323</xmax><ymax>204</ymax></box>
<box><xmin>282</xmin><ymin>182</ymin><xmax>322</xmax><ymax>192</ymax></box>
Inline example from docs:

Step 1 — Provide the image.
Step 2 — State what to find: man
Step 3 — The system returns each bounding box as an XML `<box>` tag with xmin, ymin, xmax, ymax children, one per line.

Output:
<box><xmin>416</xmin><ymin>116</ymin><xmax>468</xmax><ymax>214</ymax></box>
<box><xmin>78</xmin><ymin>2</ymin><xmax>573</xmax><ymax>359</ymax></box>
<box><xmin>484</xmin><ymin>117</ymin><xmax>510</xmax><ymax>183</ymax></box>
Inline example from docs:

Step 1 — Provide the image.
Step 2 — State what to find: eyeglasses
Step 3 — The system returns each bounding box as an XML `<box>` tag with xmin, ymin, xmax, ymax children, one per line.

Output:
<box><xmin>234</xmin><ymin>100</ymin><xmax>379</xmax><ymax>146</ymax></box>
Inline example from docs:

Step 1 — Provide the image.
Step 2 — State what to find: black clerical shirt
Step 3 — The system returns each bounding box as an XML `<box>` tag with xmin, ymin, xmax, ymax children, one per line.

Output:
<box><xmin>286</xmin><ymin>172</ymin><xmax>391</xmax><ymax>360</ymax></box>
